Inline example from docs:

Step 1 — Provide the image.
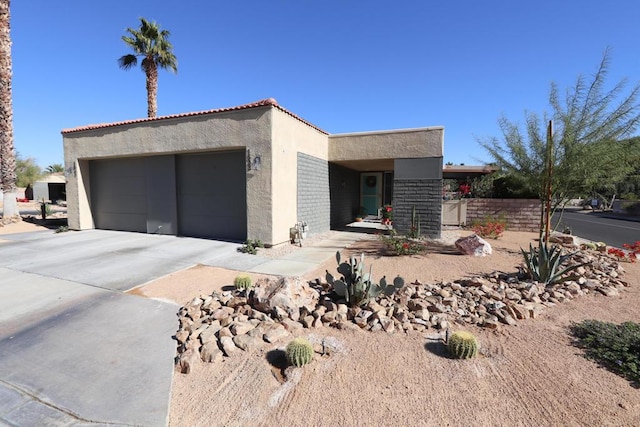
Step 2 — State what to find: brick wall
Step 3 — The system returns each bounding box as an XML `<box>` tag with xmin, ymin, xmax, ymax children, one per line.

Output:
<box><xmin>297</xmin><ymin>153</ymin><xmax>330</xmax><ymax>236</ymax></box>
<box><xmin>393</xmin><ymin>179</ymin><xmax>442</xmax><ymax>238</ymax></box>
<box><xmin>467</xmin><ymin>198</ymin><xmax>540</xmax><ymax>232</ymax></box>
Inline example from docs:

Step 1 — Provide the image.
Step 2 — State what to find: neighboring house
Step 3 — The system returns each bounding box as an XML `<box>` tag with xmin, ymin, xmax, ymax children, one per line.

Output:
<box><xmin>32</xmin><ymin>173</ymin><xmax>66</xmax><ymax>202</ymax></box>
<box><xmin>62</xmin><ymin>98</ymin><xmax>444</xmax><ymax>246</ymax></box>
<box><xmin>443</xmin><ymin>164</ymin><xmax>498</xmax><ymax>181</ymax></box>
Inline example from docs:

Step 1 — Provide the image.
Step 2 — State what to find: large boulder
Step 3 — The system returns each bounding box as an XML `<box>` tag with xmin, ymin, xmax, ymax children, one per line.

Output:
<box><xmin>455</xmin><ymin>234</ymin><xmax>492</xmax><ymax>256</ymax></box>
<box><xmin>249</xmin><ymin>277</ymin><xmax>319</xmax><ymax>321</ymax></box>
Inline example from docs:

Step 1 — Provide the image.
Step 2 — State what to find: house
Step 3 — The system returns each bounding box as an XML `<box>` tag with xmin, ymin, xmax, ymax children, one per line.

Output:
<box><xmin>443</xmin><ymin>164</ymin><xmax>498</xmax><ymax>181</ymax></box>
<box><xmin>32</xmin><ymin>173</ymin><xmax>66</xmax><ymax>202</ymax></box>
<box><xmin>62</xmin><ymin>98</ymin><xmax>443</xmax><ymax>246</ymax></box>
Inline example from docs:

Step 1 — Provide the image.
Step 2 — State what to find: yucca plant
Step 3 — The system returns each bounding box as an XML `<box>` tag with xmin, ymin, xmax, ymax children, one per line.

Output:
<box><xmin>520</xmin><ymin>241</ymin><xmax>587</xmax><ymax>287</ymax></box>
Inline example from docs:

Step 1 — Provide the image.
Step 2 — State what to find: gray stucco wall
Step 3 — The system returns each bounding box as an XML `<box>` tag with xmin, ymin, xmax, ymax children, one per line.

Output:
<box><xmin>297</xmin><ymin>153</ymin><xmax>330</xmax><ymax>236</ymax></box>
<box><xmin>393</xmin><ymin>157</ymin><xmax>443</xmax><ymax>238</ymax></box>
<box><xmin>329</xmin><ymin>163</ymin><xmax>360</xmax><ymax>228</ymax></box>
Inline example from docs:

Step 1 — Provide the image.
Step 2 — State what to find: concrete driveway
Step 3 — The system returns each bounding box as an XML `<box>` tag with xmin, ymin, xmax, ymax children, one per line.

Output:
<box><xmin>0</xmin><ymin>229</ymin><xmax>262</xmax><ymax>426</ymax></box>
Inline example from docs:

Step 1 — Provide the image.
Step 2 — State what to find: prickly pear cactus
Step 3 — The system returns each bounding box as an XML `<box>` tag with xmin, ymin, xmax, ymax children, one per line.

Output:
<box><xmin>326</xmin><ymin>251</ymin><xmax>405</xmax><ymax>307</ymax></box>
<box><xmin>447</xmin><ymin>331</ymin><xmax>478</xmax><ymax>359</ymax></box>
<box><xmin>233</xmin><ymin>275</ymin><xmax>252</xmax><ymax>291</ymax></box>
<box><xmin>286</xmin><ymin>337</ymin><xmax>314</xmax><ymax>367</ymax></box>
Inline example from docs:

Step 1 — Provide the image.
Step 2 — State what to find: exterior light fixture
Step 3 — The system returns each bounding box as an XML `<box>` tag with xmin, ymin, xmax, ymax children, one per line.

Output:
<box><xmin>247</xmin><ymin>149</ymin><xmax>261</xmax><ymax>171</ymax></box>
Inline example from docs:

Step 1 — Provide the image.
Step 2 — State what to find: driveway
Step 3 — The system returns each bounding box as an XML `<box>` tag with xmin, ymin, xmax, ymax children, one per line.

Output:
<box><xmin>0</xmin><ymin>229</ymin><xmax>263</xmax><ymax>426</ymax></box>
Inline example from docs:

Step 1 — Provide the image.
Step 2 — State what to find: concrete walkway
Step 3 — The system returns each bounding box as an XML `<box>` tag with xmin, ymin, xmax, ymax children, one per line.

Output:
<box><xmin>0</xmin><ymin>229</ymin><xmax>366</xmax><ymax>426</ymax></box>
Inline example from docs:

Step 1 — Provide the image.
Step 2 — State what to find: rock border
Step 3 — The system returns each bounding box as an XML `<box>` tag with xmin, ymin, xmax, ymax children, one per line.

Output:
<box><xmin>174</xmin><ymin>247</ymin><xmax>629</xmax><ymax>373</ymax></box>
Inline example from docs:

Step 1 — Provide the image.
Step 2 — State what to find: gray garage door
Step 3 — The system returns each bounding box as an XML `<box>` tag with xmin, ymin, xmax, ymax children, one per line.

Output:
<box><xmin>91</xmin><ymin>156</ymin><xmax>178</xmax><ymax>235</ymax></box>
<box><xmin>91</xmin><ymin>157</ymin><xmax>149</xmax><ymax>233</ymax></box>
<box><xmin>176</xmin><ymin>151</ymin><xmax>247</xmax><ymax>240</ymax></box>
<box><xmin>90</xmin><ymin>152</ymin><xmax>246</xmax><ymax>240</ymax></box>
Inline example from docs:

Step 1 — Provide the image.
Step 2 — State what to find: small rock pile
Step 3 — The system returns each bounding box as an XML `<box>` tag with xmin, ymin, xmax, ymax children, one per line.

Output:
<box><xmin>174</xmin><ymin>248</ymin><xmax>628</xmax><ymax>373</ymax></box>
<box><xmin>0</xmin><ymin>215</ymin><xmax>21</xmax><ymax>227</ymax></box>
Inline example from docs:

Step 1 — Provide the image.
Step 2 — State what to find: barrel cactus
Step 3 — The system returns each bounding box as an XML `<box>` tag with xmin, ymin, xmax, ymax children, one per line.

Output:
<box><xmin>447</xmin><ymin>331</ymin><xmax>478</xmax><ymax>359</ymax></box>
<box><xmin>233</xmin><ymin>275</ymin><xmax>252</xmax><ymax>291</ymax></box>
<box><xmin>285</xmin><ymin>337</ymin><xmax>314</xmax><ymax>367</ymax></box>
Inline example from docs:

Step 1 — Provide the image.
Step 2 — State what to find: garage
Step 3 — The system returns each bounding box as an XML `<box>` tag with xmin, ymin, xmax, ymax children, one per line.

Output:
<box><xmin>89</xmin><ymin>151</ymin><xmax>246</xmax><ymax>240</ymax></box>
<box><xmin>176</xmin><ymin>151</ymin><xmax>247</xmax><ymax>240</ymax></box>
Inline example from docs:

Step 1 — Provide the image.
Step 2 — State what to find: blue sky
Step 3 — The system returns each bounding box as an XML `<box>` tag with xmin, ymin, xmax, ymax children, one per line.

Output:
<box><xmin>11</xmin><ymin>0</ymin><xmax>640</xmax><ymax>168</ymax></box>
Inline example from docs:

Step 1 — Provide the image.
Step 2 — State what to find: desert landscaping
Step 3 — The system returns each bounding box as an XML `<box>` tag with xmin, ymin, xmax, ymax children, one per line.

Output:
<box><xmin>1</xmin><ymin>218</ymin><xmax>638</xmax><ymax>426</ymax></box>
<box><xmin>129</xmin><ymin>229</ymin><xmax>640</xmax><ymax>427</ymax></box>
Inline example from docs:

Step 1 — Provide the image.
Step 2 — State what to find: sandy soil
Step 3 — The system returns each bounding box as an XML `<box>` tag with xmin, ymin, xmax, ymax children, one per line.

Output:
<box><xmin>132</xmin><ymin>230</ymin><xmax>640</xmax><ymax>427</ymax></box>
<box><xmin>0</xmin><ymin>201</ymin><xmax>67</xmax><ymax>238</ymax></box>
<box><xmin>0</xmin><ymin>218</ymin><xmax>51</xmax><ymax>237</ymax></box>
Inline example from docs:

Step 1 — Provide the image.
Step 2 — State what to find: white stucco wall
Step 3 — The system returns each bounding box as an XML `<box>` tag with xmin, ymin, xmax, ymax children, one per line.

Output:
<box><xmin>32</xmin><ymin>182</ymin><xmax>49</xmax><ymax>201</ymax></box>
<box><xmin>270</xmin><ymin>108</ymin><xmax>329</xmax><ymax>245</ymax></box>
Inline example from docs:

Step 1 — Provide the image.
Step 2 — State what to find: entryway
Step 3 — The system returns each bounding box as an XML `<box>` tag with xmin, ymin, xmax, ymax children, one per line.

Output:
<box><xmin>361</xmin><ymin>172</ymin><xmax>382</xmax><ymax>215</ymax></box>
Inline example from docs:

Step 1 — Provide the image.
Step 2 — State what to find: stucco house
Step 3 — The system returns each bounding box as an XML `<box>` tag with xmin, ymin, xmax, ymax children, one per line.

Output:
<box><xmin>62</xmin><ymin>98</ymin><xmax>443</xmax><ymax>246</ymax></box>
<box><xmin>32</xmin><ymin>173</ymin><xmax>66</xmax><ymax>202</ymax></box>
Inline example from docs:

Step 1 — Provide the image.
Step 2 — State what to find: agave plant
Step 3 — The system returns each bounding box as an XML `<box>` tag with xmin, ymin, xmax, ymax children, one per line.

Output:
<box><xmin>521</xmin><ymin>242</ymin><xmax>587</xmax><ymax>287</ymax></box>
<box><xmin>325</xmin><ymin>251</ymin><xmax>404</xmax><ymax>307</ymax></box>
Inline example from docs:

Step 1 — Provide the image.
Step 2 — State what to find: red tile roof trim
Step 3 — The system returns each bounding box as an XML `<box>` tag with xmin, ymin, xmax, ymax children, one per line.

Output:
<box><xmin>61</xmin><ymin>98</ymin><xmax>327</xmax><ymax>135</ymax></box>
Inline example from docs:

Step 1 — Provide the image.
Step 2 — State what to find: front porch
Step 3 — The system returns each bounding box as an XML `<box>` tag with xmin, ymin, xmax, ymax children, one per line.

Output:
<box><xmin>345</xmin><ymin>214</ymin><xmax>393</xmax><ymax>232</ymax></box>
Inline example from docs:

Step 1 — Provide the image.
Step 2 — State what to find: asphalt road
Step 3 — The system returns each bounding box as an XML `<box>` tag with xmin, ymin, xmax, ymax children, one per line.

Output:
<box><xmin>552</xmin><ymin>210</ymin><xmax>640</xmax><ymax>248</ymax></box>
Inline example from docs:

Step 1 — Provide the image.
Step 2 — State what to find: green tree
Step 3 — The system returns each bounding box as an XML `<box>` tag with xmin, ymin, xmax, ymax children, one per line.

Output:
<box><xmin>15</xmin><ymin>154</ymin><xmax>42</xmax><ymax>187</ymax></box>
<box><xmin>479</xmin><ymin>49</ymin><xmax>640</xmax><ymax>238</ymax></box>
<box><xmin>0</xmin><ymin>0</ymin><xmax>18</xmax><ymax>217</ymax></box>
<box><xmin>45</xmin><ymin>163</ymin><xmax>63</xmax><ymax>173</ymax></box>
<box><xmin>118</xmin><ymin>18</ymin><xmax>177</xmax><ymax>118</ymax></box>
<box><xmin>612</xmin><ymin>137</ymin><xmax>640</xmax><ymax>200</ymax></box>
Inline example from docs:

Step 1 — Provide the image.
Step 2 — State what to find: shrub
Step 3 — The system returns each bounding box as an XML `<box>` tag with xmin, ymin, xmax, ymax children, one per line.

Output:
<box><xmin>570</xmin><ymin>320</ymin><xmax>640</xmax><ymax>387</ymax></box>
<box><xmin>285</xmin><ymin>337</ymin><xmax>314</xmax><ymax>367</ymax></box>
<box><xmin>55</xmin><ymin>225</ymin><xmax>69</xmax><ymax>233</ymax></box>
<box><xmin>520</xmin><ymin>242</ymin><xmax>587</xmax><ymax>287</ymax></box>
<box><xmin>378</xmin><ymin>231</ymin><xmax>427</xmax><ymax>256</ymax></box>
<box><xmin>325</xmin><ymin>251</ymin><xmax>405</xmax><ymax>307</ymax></box>
<box><xmin>471</xmin><ymin>215</ymin><xmax>506</xmax><ymax>239</ymax></box>
<box><xmin>233</xmin><ymin>275</ymin><xmax>252</xmax><ymax>291</ymax></box>
<box><xmin>237</xmin><ymin>239</ymin><xmax>264</xmax><ymax>255</ymax></box>
<box><xmin>447</xmin><ymin>331</ymin><xmax>479</xmax><ymax>359</ymax></box>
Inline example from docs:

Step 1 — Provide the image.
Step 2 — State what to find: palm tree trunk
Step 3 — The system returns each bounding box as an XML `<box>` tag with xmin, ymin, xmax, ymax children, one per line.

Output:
<box><xmin>0</xmin><ymin>0</ymin><xmax>18</xmax><ymax>218</ymax></box>
<box><xmin>146</xmin><ymin>61</ymin><xmax>158</xmax><ymax>118</ymax></box>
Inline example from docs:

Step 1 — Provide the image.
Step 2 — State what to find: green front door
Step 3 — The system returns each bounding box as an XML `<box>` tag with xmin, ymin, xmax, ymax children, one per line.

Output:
<box><xmin>361</xmin><ymin>173</ymin><xmax>382</xmax><ymax>216</ymax></box>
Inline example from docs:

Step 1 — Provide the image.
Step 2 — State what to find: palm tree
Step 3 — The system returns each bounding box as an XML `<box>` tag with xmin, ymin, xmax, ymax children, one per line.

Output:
<box><xmin>0</xmin><ymin>0</ymin><xmax>18</xmax><ymax>217</ymax></box>
<box><xmin>46</xmin><ymin>163</ymin><xmax>64</xmax><ymax>173</ymax></box>
<box><xmin>118</xmin><ymin>18</ymin><xmax>177</xmax><ymax>118</ymax></box>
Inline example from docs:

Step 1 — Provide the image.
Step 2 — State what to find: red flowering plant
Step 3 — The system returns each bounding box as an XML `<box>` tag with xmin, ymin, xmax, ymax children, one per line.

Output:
<box><xmin>470</xmin><ymin>215</ymin><xmax>506</xmax><ymax>239</ymax></box>
<box><xmin>381</xmin><ymin>205</ymin><xmax>393</xmax><ymax>226</ymax></box>
<box><xmin>378</xmin><ymin>230</ymin><xmax>427</xmax><ymax>256</ymax></box>
<box><xmin>608</xmin><ymin>241</ymin><xmax>640</xmax><ymax>263</ymax></box>
<box><xmin>459</xmin><ymin>183</ymin><xmax>471</xmax><ymax>198</ymax></box>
